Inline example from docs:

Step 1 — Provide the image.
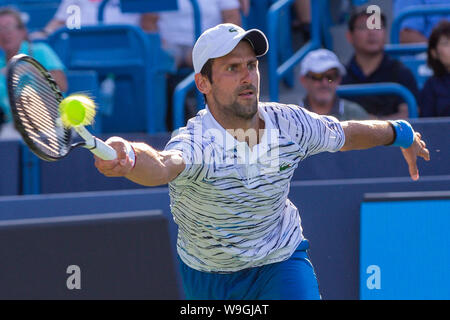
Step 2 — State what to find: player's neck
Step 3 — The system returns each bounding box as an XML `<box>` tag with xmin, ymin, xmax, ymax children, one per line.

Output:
<box><xmin>208</xmin><ymin>104</ymin><xmax>265</xmax><ymax>147</ymax></box>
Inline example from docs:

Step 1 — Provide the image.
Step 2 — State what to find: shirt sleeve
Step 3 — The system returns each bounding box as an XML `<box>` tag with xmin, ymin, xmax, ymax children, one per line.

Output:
<box><xmin>164</xmin><ymin>127</ymin><xmax>204</xmax><ymax>182</ymax></box>
<box><xmin>284</xmin><ymin>105</ymin><xmax>346</xmax><ymax>157</ymax></box>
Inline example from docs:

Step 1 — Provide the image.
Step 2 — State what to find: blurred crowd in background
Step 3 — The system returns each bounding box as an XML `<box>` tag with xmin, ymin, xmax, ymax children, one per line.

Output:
<box><xmin>0</xmin><ymin>0</ymin><xmax>449</xmax><ymax>139</ymax></box>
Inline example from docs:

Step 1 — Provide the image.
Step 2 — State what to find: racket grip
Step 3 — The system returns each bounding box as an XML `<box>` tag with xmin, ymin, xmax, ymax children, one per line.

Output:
<box><xmin>91</xmin><ymin>137</ymin><xmax>117</xmax><ymax>160</ymax></box>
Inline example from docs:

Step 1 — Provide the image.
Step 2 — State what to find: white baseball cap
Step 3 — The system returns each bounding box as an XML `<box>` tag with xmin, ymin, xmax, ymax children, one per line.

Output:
<box><xmin>300</xmin><ymin>49</ymin><xmax>346</xmax><ymax>76</ymax></box>
<box><xmin>192</xmin><ymin>23</ymin><xmax>269</xmax><ymax>74</ymax></box>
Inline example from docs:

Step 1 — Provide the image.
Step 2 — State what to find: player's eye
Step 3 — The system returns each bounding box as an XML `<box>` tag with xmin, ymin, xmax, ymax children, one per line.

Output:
<box><xmin>248</xmin><ymin>62</ymin><xmax>257</xmax><ymax>70</ymax></box>
<box><xmin>226</xmin><ymin>65</ymin><xmax>237</xmax><ymax>72</ymax></box>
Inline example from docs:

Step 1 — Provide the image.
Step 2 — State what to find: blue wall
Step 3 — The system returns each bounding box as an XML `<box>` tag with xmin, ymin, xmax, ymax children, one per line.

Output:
<box><xmin>360</xmin><ymin>195</ymin><xmax>450</xmax><ymax>300</ymax></box>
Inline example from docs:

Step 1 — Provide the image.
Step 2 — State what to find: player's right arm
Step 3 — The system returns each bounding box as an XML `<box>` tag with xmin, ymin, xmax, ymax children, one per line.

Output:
<box><xmin>94</xmin><ymin>137</ymin><xmax>185</xmax><ymax>186</ymax></box>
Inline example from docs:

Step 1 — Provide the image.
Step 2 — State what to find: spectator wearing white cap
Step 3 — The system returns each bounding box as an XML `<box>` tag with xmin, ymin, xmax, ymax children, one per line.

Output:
<box><xmin>299</xmin><ymin>49</ymin><xmax>369</xmax><ymax>121</ymax></box>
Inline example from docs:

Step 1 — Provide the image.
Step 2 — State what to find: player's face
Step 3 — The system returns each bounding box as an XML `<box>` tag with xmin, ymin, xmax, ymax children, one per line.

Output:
<box><xmin>348</xmin><ymin>15</ymin><xmax>386</xmax><ymax>55</ymax></box>
<box><xmin>208</xmin><ymin>40</ymin><xmax>260</xmax><ymax>120</ymax></box>
<box><xmin>0</xmin><ymin>14</ymin><xmax>26</xmax><ymax>55</ymax></box>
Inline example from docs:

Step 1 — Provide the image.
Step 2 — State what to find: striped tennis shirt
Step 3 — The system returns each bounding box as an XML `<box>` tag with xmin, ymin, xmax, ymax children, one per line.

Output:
<box><xmin>165</xmin><ymin>102</ymin><xmax>345</xmax><ymax>273</ymax></box>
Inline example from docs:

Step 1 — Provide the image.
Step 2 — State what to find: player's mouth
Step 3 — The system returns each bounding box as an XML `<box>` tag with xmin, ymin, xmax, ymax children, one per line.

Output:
<box><xmin>238</xmin><ymin>89</ymin><xmax>255</xmax><ymax>98</ymax></box>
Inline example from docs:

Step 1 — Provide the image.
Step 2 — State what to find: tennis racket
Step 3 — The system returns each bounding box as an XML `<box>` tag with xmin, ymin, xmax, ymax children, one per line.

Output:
<box><xmin>7</xmin><ymin>54</ymin><xmax>117</xmax><ymax>162</ymax></box>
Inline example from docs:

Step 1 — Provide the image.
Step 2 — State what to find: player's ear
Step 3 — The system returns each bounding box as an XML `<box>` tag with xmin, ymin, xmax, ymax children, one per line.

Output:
<box><xmin>195</xmin><ymin>73</ymin><xmax>211</xmax><ymax>95</ymax></box>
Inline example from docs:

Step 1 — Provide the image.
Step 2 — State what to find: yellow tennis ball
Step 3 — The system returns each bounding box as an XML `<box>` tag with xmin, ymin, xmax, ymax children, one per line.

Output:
<box><xmin>59</xmin><ymin>94</ymin><xmax>96</xmax><ymax>127</ymax></box>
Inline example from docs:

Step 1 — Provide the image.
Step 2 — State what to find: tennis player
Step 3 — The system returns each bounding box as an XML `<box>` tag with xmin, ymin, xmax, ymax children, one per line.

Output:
<box><xmin>94</xmin><ymin>23</ymin><xmax>430</xmax><ymax>299</ymax></box>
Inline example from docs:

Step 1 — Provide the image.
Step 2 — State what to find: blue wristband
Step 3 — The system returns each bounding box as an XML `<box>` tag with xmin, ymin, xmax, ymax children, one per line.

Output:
<box><xmin>388</xmin><ymin>120</ymin><xmax>415</xmax><ymax>148</ymax></box>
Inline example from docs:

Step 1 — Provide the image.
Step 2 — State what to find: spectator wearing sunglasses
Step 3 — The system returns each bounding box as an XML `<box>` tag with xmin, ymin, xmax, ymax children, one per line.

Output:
<box><xmin>299</xmin><ymin>49</ymin><xmax>369</xmax><ymax>121</ymax></box>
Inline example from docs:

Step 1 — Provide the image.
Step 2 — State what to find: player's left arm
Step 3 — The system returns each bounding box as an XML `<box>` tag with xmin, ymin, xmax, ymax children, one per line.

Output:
<box><xmin>340</xmin><ymin>120</ymin><xmax>430</xmax><ymax>180</ymax></box>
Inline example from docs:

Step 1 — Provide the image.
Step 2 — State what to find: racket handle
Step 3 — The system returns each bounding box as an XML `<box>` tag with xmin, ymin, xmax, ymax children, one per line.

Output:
<box><xmin>75</xmin><ymin>126</ymin><xmax>135</xmax><ymax>165</ymax></box>
<box><xmin>92</xmin><ymin>137</ymin><xmax>136</xmax><ymax>167</ymax></box>
<box><xmin>91</xmin><ymin>137</ymin><xmax>117</xmax><ymax>160</ymax></box>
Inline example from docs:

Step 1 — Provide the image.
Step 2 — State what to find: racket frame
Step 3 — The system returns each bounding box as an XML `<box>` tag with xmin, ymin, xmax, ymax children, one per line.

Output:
<box><xmin>7</xmin><ymin>54</ymin><xmax>72</xmax><ymax>161</ymax></box>
<box><xmin>7</xmin><ymin>54</ymin><xmax>117</xmax><ymax>161</ymax></box>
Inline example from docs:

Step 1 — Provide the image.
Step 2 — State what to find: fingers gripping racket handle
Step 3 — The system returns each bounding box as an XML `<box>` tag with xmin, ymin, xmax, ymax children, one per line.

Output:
<box><xmin>91</xmin><ymin>137</ymin><xmax>117</xmax><ymax>160</ymax></box>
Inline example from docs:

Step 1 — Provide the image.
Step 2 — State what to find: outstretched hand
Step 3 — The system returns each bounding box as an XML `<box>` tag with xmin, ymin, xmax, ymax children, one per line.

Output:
<box><xmin>401</xmin><ymin>132</ymin><xmax>430</xmax><ymax>181</ymax></box>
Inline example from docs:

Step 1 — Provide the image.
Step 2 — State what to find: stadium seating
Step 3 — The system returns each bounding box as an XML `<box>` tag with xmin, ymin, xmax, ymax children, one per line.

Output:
<box><xmin>336</xmin><ymin>82</ymin><xmax>418</xmax><ymax>118</ymax></box>
<box><xmin>384</xmin><ymin>43</ymin><xmax>431</xmax><ymax>89</ymax></box>
<box><xmin>118</xmin><ymin>0</ymin><xmax>178</xmax><ymax>13</ymax></box>
<box><xmin>399</xmin><ymin>55</ymin><xmax>433</xmax><ymax>89</ymax></box>
<box><xmin>48</xmin><ymin>25</ymin><xmax>175</xmax><ymax>134</ymax></box>
<box><xmin>267</xmin><ymin>0</ymin><xmax>324</xmax><ymax>102</ymax></box>
<box><xmin>390</xmin><ymin>3</ymin><xmax>450</xmax><ymax>44</ymax></box>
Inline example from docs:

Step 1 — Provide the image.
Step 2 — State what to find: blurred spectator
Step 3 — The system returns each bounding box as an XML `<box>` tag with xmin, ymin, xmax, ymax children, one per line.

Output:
<box><xmin>419</xmin><ymin>20</ymin><xmax>450</xmax><ymax>117</ymax></box>
<box><xmin>299</xmin><ymin>49</ymin><xmax>369</xmax><ymax>121</ymax></box>
<box><xmin>342</xmin><ymin>6</ymin><xmax>419</xmax><ymax>120</ymax></box>
<box><xmin>153</xmin><ymin>0</ymin><xmax>243</xmax><ymax>69</ymax></box>
<box><xmin>0</xmin><ymin>7</ymin><xmax>67</xmax><ymax>139</ymax></box>
<box><xmin>394</xmin><ymin>0</ymin><xmax>450</xmax><ymax>44</ymax></box>
<box><xmin>29</xmin><ymin>0</ymin><xmax>155</xmax><ymax>40</ymax></box>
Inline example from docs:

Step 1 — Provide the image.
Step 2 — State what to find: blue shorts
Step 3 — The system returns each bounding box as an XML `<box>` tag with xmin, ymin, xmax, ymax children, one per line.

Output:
<box><xmin>179</xmin><ymin>239</ymin><xmax>321</xmax><ymax>300</ymax></box>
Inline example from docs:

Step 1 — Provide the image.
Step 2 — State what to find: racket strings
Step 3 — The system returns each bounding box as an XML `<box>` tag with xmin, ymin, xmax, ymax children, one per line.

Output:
<box><xmin>11</xmin><ymin>61</ymin><xmax>70</xmax><ymax>158</ymax></box>
<box><xmin>13</xmin><ymin>74</ymin><xmax>63</xmax><ymax>153</ymax></box>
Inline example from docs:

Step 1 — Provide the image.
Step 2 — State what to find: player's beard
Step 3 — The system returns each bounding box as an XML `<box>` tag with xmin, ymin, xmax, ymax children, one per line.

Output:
<box><xmin>215</xmin><ymin>84</ymin><xmax>258</xmax><ymax>120</ymax></box>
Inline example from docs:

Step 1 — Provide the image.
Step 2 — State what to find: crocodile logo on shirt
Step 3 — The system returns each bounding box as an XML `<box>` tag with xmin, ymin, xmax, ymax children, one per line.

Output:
<box><xmin>279</xmin><ymin>163</ymin><xmax>292</xmax><ymax>172</ymax></box>
<box><xmin>229</xmin><ymin>27</ymin><xmax>238</xmax><ymax>33</ymax></box>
